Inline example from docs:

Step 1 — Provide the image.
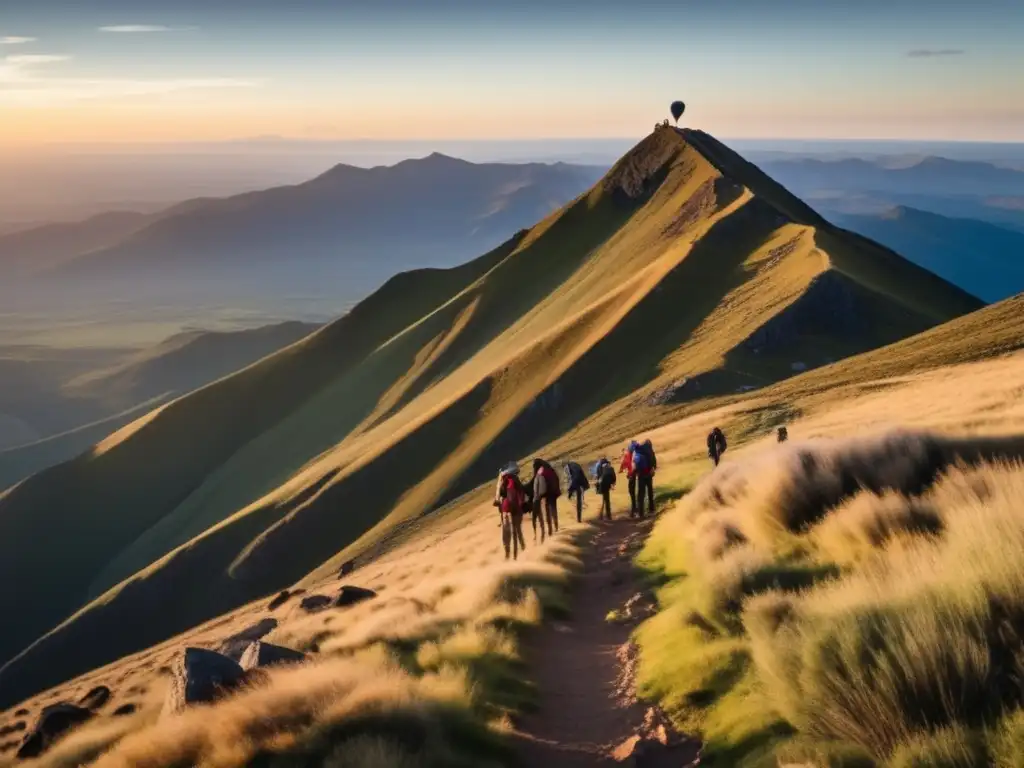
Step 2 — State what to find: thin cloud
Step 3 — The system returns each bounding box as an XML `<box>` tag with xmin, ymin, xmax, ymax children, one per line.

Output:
<box><xmin>0</xmin><ymin>52</ymin><xmax>254</xmax><ymax>101</ymax></box>
<box><xmin>907</xmin><ymin>49</ymin><xmax>965</xmax><ymax>58</ymax></box>
<box><xmin>5</xmin><ymin>54</ymin><xmax>69</xmax><ymax>65</ymax></box>
<box><xmin>1</xmin><ymin>36</ymin><xmax>37</xmax><ymax>45</ymax></box>
<box><xmin>98</xmin><ymin>25</ymin><xmax>174</xmax><ymax>33</ymax></box>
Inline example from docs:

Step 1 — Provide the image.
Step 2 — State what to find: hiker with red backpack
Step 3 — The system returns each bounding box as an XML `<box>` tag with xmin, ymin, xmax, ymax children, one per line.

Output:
<box><xmin>632</xmin><ymin>439</ymin><xmax>658</xmax><ymax>517</ymax></box>
<box><xmin>494</xmin><ymin>462</ymin><xmax>528</xmax><ymax>560</ymax></box>
<box><xmin>532</xmin><ymin>458</ymin><xmax>561</xmax><ymax>537</ymax></box>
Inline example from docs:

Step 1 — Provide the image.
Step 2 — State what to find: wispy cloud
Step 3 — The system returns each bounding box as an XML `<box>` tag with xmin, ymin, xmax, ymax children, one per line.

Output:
<box><xmin>1</xmin><ymin>36</ymin><xmax>37</xmax><ymax>45</ymax></box>
<box><xmin>5</xmin><ymin>54</ymin><xmax>70</xmax><ymax>65</ymax></box>
<box><xmin>98</xmin><ymin>25</ymin><xmax>175</xmax><ymax>33</ymax></box>
<box><xmin>907</xmin><ymin>49</ymin><xmax>966</xmax><ymax>58</ymax></box>
<box><xmin>0</xmin><ymin>53</ymin><xmax>255</xmax><ymax>103</ymax></box>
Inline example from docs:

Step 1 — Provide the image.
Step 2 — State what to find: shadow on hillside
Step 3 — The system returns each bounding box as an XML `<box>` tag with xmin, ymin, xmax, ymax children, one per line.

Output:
<box><xmin>440</xmin><ymin>195</ymin><xmax>784</xmax><ymax>503</ymax></box>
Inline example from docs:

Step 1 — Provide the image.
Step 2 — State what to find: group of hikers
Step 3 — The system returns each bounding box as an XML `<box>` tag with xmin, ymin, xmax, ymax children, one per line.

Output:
<box><xmin>492</xmin><ymin>439</ymin><xmax>659</xmax><ymax>561</ymax></box>
<box><xmin>493</xmin><ymin>424</ymin><xmax>790</xmax><ymax>559</ymax></box>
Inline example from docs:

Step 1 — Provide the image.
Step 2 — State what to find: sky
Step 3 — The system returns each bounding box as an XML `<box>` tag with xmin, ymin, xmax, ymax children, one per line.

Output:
<box><xmin>1</xmin><ymin>0</ymin><xmax>1022</xmax><ymax>146</ymax></box>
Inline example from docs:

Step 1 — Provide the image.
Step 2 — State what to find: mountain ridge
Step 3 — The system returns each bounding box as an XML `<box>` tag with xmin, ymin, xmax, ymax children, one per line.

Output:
<box><xmin>0</xmin><ymin>126</ymin><xmax>980</xmax><ymax>708</ymax></box>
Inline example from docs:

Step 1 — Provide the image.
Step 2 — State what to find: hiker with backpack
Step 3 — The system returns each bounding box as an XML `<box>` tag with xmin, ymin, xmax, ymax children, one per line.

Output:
<box><xmin>620</xmin><ymin>444</ymin><xmax>637</xmax><ymax>517</ymax></box>
<box><xmin>594</xmin><ymin>457</ymin><xmax>617</xmax><ymax>520</ymax></box>
<box><xmin>707</xmin><ymin>427</ymin><xmax>728</xmax><ymax>467</ymax></box>
<box><xmin>632</xmin><ymin>439</ymin><xmax>657</xmax><ymax>517</ymax></box>
<box><xmin>494</xmin><ymin>462</ymin><xmax>528</xmax><ymax>560</ymax></box>
<box><xmin>565</xmin><ymin>460</ymin><xmax>590</xmax><ymax>524</ymax></box>
<box><xmin>777</xmin><ymin>426</ymin><xmax>788</xmax><ymax>443</ymax></box>
<box><xmin>532</xmin><ymin>458</ymin><xmax>561</xmax><ymax>536</ymax></box>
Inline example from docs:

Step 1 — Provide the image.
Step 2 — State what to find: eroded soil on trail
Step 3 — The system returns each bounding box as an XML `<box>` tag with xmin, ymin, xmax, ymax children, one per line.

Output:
<box><xmin>514</xmin><ymin>518</ymin><xmax>701</xmax><ymax>767</ymax></box>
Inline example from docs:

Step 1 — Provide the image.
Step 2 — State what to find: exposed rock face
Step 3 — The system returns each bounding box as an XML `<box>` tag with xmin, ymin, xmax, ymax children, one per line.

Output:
<box><xmin>161</xmin><ymin>647</ymin><xmax>245</xmax><ymax>717</ymax></box>
<box><xmin>78</xmin><ymin>685</ymin><xmax>111</xmax><ymax>710</ymax></box>
<box><xmin>334</xmin><ymin>586</ymin><xmax>377</xmax><ymax>608</ymax></box>
<box><xmin>238</xmin><ymin>641</ymin><xmax>306</xmax><ymax>671</ymax></box>
<box><xmin>217</xmin><ymin>618</ymin><xmax>279</xmax><ymax>662</ymax></box>
<box><xmin>743</xmin><ymin>271</ymin><xmax>870</xmax><ymax>354</ymax></box>
<box><xmin>339</xmin><ymin>559</ymin><xmax>356</xmax><ymax>576</ymax></box>
<box><xmin>17</xmin><ymin>703</ymin><xmax>94</xmax><ymax>759</ymax></box>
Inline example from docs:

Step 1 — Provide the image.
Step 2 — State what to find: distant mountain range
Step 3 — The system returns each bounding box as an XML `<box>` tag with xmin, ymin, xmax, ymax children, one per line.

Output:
<box><xmin>834</xmin><ymin>206</ymin><xmax>1024</xmax><ymax>302</ymax></box>
<box><xmin>0</xmin><ymin>156</ymin><xmax>604</xmax><ymax>302</ymax></box>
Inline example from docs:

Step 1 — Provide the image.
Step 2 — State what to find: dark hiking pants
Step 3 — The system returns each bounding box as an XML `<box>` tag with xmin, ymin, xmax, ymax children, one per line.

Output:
<box><xmin>532</xmin><ymin>508</ymin><xmax>545</xmax><ymax>542</ymax></box>
<box><xmin>572</xmin><ymin>489</ymin><xmax>584</xmax><ymax>523</ymax></box>
<box><xmin>600</xmin><ymin>490</ymin><xmax>613</xmax><ymax>520</ymax></box>
<box><xmin>627</xmin><ymin>474</ymin><xmax>637</xmax><ymax>517</ymax></box>
<box><xmin>638</xmin><ymin>475</ymin><xmax>654</xmax><ymax>517</ymax></box>
<box><xmin>543</xmin><ymin>496</ymin><xmax>558</xmax><ymax>535</ymax></box>
<box><xmin>503</xmin><ymin>514</ymin><xmax>526</xmax><ymax>560</ymax></box>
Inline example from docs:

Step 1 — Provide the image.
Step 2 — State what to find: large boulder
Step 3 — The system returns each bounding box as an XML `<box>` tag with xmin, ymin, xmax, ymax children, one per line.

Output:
<box><xmin>339</xmin><ymin>559</ymin><xmax>356</xmax><ymax>577</ymax></box>
<box><xmin>334</xmin><ymin>586</ymin><xmax>377</xmax><ymax>608</ymax></box>
<box><xmin>17</xmin><ymin>703</ymin><xmax>94</xmax><ymax>759</ymax></box>
<box><xmin>238</xmin><ymin>641</ymin><xmax>306</xmax><ymax>671</ymax></box>
<box><xmin>267</xmin><ymin>590</ymin><xmax>292</xmax><ymax>610</ymax></box>
<box><xmin>217</xmin><ymin>618</ymin><xmax>278</xmax><ymax>662</ymax></box>
<box><xmin>162</xmin><ymin>648</ymin><xmax>246</xmax><ymax>716</ymax></box>
<box><xmin>78</xmin><ymin>685</ymin><xmax>112</xmax><ymax>710</ymax></box>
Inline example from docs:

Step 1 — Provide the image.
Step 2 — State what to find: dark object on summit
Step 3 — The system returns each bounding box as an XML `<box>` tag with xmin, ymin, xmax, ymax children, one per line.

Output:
<box><xmin>777</xmin><ymin>426</ymin><xmax>789</xmax><ymax>443</ymax></box>
<box><xmin>670</xmin><ymin>100</ymin><xmax>686</xmax><ymax>125</ymax></box>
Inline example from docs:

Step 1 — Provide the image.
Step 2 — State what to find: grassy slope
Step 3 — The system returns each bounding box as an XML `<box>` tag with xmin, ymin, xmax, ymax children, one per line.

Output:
<box><xmin>0</xmin><ymin>128</ymin><xmax>980</xmax><ymax>709</ymax></box>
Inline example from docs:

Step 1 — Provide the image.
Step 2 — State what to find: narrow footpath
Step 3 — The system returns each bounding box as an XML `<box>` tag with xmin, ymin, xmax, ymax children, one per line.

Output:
<box><xmin>514</xmin><ymin>517</ymin><xmax>701</xmax><ymax>767</ymax></box>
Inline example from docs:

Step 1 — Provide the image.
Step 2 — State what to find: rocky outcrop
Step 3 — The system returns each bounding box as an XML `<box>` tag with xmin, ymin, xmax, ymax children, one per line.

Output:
<box><xmin>17</xmin><ymin>703</ymin><xmax>94</xmax><ymax>759</ymax></box>
<box><xmin>299</xmin><ymin>594</ymin><xmax>332</xmax><ymax>613</ymax></box>
<box><xmin>78</xmin><ymin>685</ymin><xmax>111</xmax><ymax>710</ymax></box>
<box><xmin>238</xmin><ymin>641</ymin><xmax>306</xmax><ymax>671</ymax></box>
<box><xmin>217</xmin><ymin>618</ymin><xmax>278</xmax><ymax>662</ymax></box>
<box><xmin>334</xmin><ymin>586</ymin><xmax>377</xmax><ymax>608</ymax></box>
<box><xmin>161</xmin><ymin>647</ymin><xmax>246</xmax><ymax>717</ymax></box>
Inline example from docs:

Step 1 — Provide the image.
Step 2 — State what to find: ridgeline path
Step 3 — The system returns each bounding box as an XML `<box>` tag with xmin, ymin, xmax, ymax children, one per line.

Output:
<box><xmin>514</xmin><ymin>515</ymin><xmax>701</xmax><ymax>767</ymax></box>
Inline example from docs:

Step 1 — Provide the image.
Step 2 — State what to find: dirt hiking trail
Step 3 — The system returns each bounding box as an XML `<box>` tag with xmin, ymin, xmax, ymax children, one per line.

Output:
<box><xmin>514</xmin><ymin>517</ymin><xmax>702</xmax><ymax>767</ymax></box>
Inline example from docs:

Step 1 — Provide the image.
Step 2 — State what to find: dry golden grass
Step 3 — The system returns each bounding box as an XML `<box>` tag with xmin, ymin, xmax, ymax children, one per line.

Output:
<box><xmin>634</xmin><ymin>349</ymin><xmax>1024</xmax><ymax>768</ymax></box>
<box><xmin>0</xmin><ymin>508</ymin><xmax>582</xmax><ymax>767</ymax></box>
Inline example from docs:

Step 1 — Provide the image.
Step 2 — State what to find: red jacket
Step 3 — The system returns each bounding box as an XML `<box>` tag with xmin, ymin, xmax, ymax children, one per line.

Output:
<box><xmin>620</xmin><ymin>451</ymin><xmax>633</xmax><ymax>477</ymax></box>
<box><xmin>500</xmin><ymin>475</ymin><xmax>525</xmax><ymax>517</ymax></box>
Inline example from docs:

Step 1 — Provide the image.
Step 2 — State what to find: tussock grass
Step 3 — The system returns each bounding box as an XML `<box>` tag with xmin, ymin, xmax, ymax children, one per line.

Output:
<box><xmin>19</xmin><ymin>536</ymin><xmax>583</xmax><ymax>768</ymax></box>
<box><xmin>636</xmin><ymin>428</ymin><xmax>1024</xmax><ymax>767</ymax></box>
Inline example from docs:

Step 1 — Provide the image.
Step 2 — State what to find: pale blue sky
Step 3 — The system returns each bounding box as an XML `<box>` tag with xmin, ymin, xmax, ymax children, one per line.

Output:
<box><xmin>1</xmin><ymin>0</ymin><xmax>1021</xmax><ymax>144</ymax></box>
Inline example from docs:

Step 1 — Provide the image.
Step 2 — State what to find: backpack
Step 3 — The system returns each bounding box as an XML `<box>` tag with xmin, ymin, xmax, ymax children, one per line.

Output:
<box><xmin>501</xmin><ymin>473</ymin><xmax>525</xmax><ymax>516</ymax></box>
<box><xmin>641</xmin><ymin>440</ymin><xmax>657</xmax><ymax>471</ymax></box>
<box><xmin>598</xmin><ymin>462</ymin><xmax>617</xmax><ymax>493</ymax></box>
<box><xmin>565</xmin><ymin>461</ymin><xmax>589</xmax><ymax>492</ymax></box>
<box><xmin>540</xmin><ymin>464</ymin><xmax>562</xmax><ymax>499</ymax></box>
<box><xmin>708</xmin><ymin>428</ymin><xmax>727</xmax><ymax>454</ymax></box>
<box><xmin>632</xmin><ymin>449</ymin><xmax>649</xmax><ymax>474</ymax></box>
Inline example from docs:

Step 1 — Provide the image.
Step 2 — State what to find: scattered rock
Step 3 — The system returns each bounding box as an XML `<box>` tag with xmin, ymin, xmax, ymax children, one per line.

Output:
<box><xmin>111</xmin><ymin>703</ymin><xmax>137</xmax><ymax>717</ymax></box>
<box><xmin>334</xmin><ymin>585</ymin><xmax>377</xmax><ymax>608</ymax></box>
<box><xmin>0</xmin><ymin>722</ymin><xmax>25</xmax><ymax>737</ymax></box>
<box><xmin>17</xmin><ymin>703</ymin><xmax>94</xmax><ymax>759</ymax></box>
<box><xmin>218</xmin><ymin>618</ymin><xmax>279</xmax><ymax>662</ymax></box>
<box><xmin>340</xmin><ymin>559</ymin><xmax>356</xmax><ymax>576</ymax></box>
<box><xmin>267</xmin><ymin>590</ymin><xmax>293</xmax><ymax>611</ymax></box>
<box><xmin>0</xmin><ymin>740</ymin><xmax>18</xmax><ymax>753</ymax></box>
<box><xmin>239</xmin><ymin>641</ymin><xmax>306</xmax><ymax>671</ymax></box>
<box><xmin>620</xmin><ymin>592</ymin><xmax>657</xmax><ymax>623</ymax></box>
<box><xmin>299</xmin><ymin>594</ymin><xmax>332</xmax><ymax>613</ymax></box>
<box><xmin>78</xmin><ymin>685</ymin><xmax>112</xmax><ymax>710</ymax></box>
<box><xmin>126</xmin><ymin>684</ymin><xmax>148</xmax><ymax>696</ymax></box>
<box><xmin>13</xmin><ymin>709</ymin><xmax>28</xmax><ymax>717</ymax></box>
<box><xmin>162</xmin><ymin>647</ymin><xmax>246</xmax><ymax>717</ymax></box>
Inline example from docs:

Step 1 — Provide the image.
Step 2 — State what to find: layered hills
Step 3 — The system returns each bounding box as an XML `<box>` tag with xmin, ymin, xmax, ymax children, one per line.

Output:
<box><xmin>0</xmin><ymin>126</ymin><xmax>981</xmax><ymax>708</ymax></box>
